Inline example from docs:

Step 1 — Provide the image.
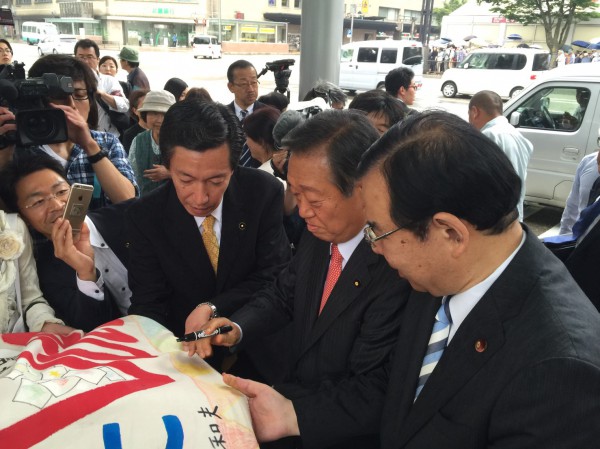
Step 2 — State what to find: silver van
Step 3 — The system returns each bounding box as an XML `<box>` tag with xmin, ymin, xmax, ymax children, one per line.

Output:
<box><xmin>504</xmin><ymin>63</ymin><xmax>600</xmax><ymax>208</ymax></box>
<box><xmin>441</xmin><ymin>48</ymin><xmax>549</xmax><ymax>99</ymax></box>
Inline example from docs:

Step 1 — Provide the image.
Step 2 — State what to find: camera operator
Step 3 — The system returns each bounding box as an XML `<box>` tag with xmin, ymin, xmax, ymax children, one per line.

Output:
<box><xmin>0</xmin><ymin>39</ymin><xmax>14</xmax><ymax>66</ymax></box>
<box><xmin>0</xmin><ymin>55</ymin><xmax>138</xmax><ymax>210</ymax></box>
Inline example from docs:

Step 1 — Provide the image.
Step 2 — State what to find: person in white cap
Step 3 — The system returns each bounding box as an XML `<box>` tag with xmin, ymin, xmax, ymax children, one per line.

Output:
<box><xmin>128</xmin><ymin>90</ymin><xmax>176</xmax><ymax>196</ymax></box>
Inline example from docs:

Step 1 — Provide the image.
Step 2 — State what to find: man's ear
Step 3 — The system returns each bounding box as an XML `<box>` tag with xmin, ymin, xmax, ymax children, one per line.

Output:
<box><xmin>430</xmin><ymin>212</ymin><xmax>469</xmax><ymax>257</ymax></box>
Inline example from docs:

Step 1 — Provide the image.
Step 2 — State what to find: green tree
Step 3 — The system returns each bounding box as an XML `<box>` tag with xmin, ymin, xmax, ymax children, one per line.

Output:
<box><xmin>433</xmin><ymin>0</ymin><xmax>468</xmax><ymax>26</ymax></box>
<box><xmin>479</xmin><ymin>0</ymin><xmax>599</xmax><ymax>65</ymax></box>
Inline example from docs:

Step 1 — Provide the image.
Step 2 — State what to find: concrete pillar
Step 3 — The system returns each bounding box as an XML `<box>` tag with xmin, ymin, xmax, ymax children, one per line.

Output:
<box><xmin>299</xmin><ymin>0</ymin><xmax>344</xmax><ymax>101</ymax></box>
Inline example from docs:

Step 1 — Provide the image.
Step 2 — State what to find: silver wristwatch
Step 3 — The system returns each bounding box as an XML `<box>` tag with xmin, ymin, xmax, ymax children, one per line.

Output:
<box><xmin>196</xmin><ymin>302</ymin><xmax>218</xmax><ymax>319</ymax></box>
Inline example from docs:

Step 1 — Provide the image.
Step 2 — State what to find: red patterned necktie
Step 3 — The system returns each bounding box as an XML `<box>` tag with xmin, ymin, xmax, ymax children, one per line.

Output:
<box><xmin>319</xmin><ymin>244</ymin><xmax>343</xmax><ymax>314</ymax></box>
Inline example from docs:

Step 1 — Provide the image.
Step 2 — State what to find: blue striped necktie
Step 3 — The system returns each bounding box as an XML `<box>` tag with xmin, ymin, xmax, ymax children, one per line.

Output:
<box><xmin>415</xmin><ymin>297</ymin><xmax>452</xmax><ymax>400</ymax></box>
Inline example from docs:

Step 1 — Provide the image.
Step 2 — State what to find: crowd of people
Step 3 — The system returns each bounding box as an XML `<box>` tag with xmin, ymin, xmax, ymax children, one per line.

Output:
<box><xmin>0</xmin><ymin>39</ymin><xmax>599</xmax><ymax>448</ymax></box>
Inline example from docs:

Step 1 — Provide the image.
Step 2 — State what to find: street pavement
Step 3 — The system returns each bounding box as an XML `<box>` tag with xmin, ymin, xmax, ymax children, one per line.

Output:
<box><xmin>6</xmin><ymin>42</ymin><xmax>563</xmax><ymax>235</ymax></box>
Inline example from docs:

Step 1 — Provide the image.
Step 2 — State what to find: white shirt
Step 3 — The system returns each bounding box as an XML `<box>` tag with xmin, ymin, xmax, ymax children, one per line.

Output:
<box><xmin>447</xmin><ymin>231</ymin><xmax>526</xmax><ymax>342</ymax></box>
<box><xmin>193</xmin><ymin>199</ymin><xmax>224</xmax><ymax>244</ymax></box>
<box><xmin>560</xmin><ymin>151</ymin><xmax>599</xmax><ymax>234</ymax></box>
<box><xmin>329</xmin><ymin>229</ymin><xmax>364</xmax><ymax>270</ymax></box>
<box><xmin>96</xmin><ymin>72</ymin><xmax>130</xmax><ymax>136</ymax></box>
<box><xmin>233</xmin><ymin>102</ymin><xmax>255</xmax><ymax>121</ymax></box>
<box><xmin>76</xmin><ymin>216</ymin><xmax>131</xmax><ymax>315</ymax></box>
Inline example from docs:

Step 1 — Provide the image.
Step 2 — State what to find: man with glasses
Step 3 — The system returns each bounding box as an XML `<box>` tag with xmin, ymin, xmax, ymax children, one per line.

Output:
<box><xmin>75</xmin><ymin>39</ymin><xmax>130</xmax><ymax>138</ymax></box>
<box><xmin>191</xmin><ymin>110</ymin><xmax>410</xmax><ymax>449</ymax></box>
<box><xmin>0</xmin><ymin>153</ymin><xmax>133</xmax><ymax>331</ymax></box>
<box><xmin>226</xmin><ymin>59</ymin><xmax>267</xmax><ymax>167</ymax></box>
<box><xmin>384</xmin><ymin>66</ymin><xmax>418</xmax><ymax>116</ymax></box>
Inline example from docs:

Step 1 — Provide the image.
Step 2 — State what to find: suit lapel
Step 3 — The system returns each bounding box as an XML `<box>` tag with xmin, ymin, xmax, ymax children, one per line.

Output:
<box><xmin>297</xmin><ymin>240</ymin><xmax>376</xmax><ymax>359</ymax></box>
<box><xmin>163</xmin><ymin>183</ymin><xmax>214</xmax><ymax>281</ymax></box>
<box><xmin>216</xmin><ymin>171</ymin><xmax>245</xmax><ymax>292</ymax></box>
<box><xmin>396</xmin><ymin>229</ymin><xmax>540</xmax><ymax>447</ymax></box>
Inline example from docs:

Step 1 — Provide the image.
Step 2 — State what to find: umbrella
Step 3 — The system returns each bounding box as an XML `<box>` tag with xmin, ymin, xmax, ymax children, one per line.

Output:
<box><xmin>441</xmin><ymin>37</ymin><xmax>452</xmax><ymax>42</ymax></box>
<box><xmin>469</xmin><ymin>37</ymin><xmax>489</xmax><ymax>48</ymax></box>
<box><xmin>587</xmin><ymin>43</ymin><xmax>600</xmax><ymax>50</ymax></box>
<box><xmin>507</xmin><ymin>33</ymin><xmax>522</xmax><ymax>40</ymax></box>
<box><xmin>517</xmin><ymin>43</ymin><xmax>530</xmax><ymax>48</ymax></box>
<box><xmin>572</xmin><ymin>40</ymin><xmax>591</xmax><ymax>48</ymax></box>
<box><xmin>463</xmin><ymin>35</ymin><xmax>477</xmax><ymax>41</ymax></box>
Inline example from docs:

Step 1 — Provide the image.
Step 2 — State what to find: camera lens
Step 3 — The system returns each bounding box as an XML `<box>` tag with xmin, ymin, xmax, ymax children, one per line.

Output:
<box><xmin>25</xmin><ymin>114</ymin><xmax>55</xmax><ymax>140</ymax></box>
<box><xmin>16</xmin><ymin>108</ymin><xmax>68</xmax><ymax>146</ymax></box>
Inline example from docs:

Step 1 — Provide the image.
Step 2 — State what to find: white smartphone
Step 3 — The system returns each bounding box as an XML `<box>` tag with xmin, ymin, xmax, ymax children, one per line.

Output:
<box><xmin>62</xmin><ymin>183</ymin><xmax>94</xmax><ymax>235</ymax></box>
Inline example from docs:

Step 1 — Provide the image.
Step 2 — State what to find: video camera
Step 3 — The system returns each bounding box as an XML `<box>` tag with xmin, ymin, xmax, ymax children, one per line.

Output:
<box><xmin>0</xmin><ymin>62</ymin><xmax>72</xmax><ymax>149</ymax></box>
<box><xmin>257</xmin><ymin>58</ymin><xmax>295</xmax><ymax>99</ymax></box>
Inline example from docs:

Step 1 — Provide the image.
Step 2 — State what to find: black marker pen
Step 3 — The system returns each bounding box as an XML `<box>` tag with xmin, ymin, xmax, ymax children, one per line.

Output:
<box><xmin>177</xmin><ymin>325</ymin><xmax>233</xmax><ymax>342</ymax></box>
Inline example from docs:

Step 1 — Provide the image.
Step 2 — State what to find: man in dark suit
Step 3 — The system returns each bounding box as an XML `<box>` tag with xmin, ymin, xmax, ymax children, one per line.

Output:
<box><xmin>198</xmin><ymin>110</ymin><xmax>410</xmax><ymax>448</ymax></box>
<box><xmin>224</xmin><ymin>110</ymin><xmax>600</xmax><ymax>448</ymax></box>
<box><xmin>226</xmin><ymin>59</ymin><xmax>266</xmax><ymax>168</ymax></box>
<box><xmin>358</xmin><ymin>111</ymin><xmax>600</xmax><ymax>448</ymax></box>
<box><xmin>126</xmin><ymin>101</ymin><xmax>290</xmax><ymax>365</ymax></box>
<box><xmin>384</xmin><ymin>66</ymin><xmax>417</xmax><ymax>117</ymax></box>
<box><xmin>0</xmin><ymin>153</ymin><xmax>132</xmax><ymax>332</ymax></box>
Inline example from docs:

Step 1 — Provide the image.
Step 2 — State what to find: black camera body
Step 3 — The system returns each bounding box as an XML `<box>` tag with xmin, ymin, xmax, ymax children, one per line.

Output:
<box><xmin>0</xmin><ymin>62</ymin><xmax>73</xmax><ymax>148</ymax></box>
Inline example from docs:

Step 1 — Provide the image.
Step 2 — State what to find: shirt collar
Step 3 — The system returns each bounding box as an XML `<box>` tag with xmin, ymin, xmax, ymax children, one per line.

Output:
<box><xmin>193</xmin><ymin>197</ymin><xmax>224</xmax><ymax>228</ymax></box>
<box><xmin>480</xmin><ymin>115</ymin><xmax>508</xmax><ymax>132</ymax></box>
<box><xmin>448</xmin><ymin>230</ymin><xmax>526</xmax><ymax>341</ymax></box>
<box><xmin>85</xmin><ymin>216</ymin><xmax>104</xmax><ymax>248</ymax></box>
<box><xmin>234</xmin><ymin>102</ymin><xmax>254</xmax><ymax>119</ymax></box>
<box><xmin>331</xmin><ymin>229</ymin><xmax>364</xmax><ymax>270</ymax></box>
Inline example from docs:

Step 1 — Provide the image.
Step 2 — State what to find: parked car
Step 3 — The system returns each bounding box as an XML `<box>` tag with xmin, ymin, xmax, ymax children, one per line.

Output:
<box><xmin>504</xmin><ymin>63</ymin><xmax>600</xmax><ymax>208</ymax></box>
<box><xmin>192</xmin><ymin>35</ymin><xmax>221</xmax><ymax>59</ymax></box>
<box><xmin>441</xmin><ymin>48</ymin><xmax>550</xmax><ymax>99</ymax></box>
<box><xmin>37</xmin><ymin>35</ymin><xmax>77</xmax><ymax>56</ymax></box>
<box><xmin>338</xmin><ymin>39</ymin><xmax>424</xmax><ymax>93</ymax></box>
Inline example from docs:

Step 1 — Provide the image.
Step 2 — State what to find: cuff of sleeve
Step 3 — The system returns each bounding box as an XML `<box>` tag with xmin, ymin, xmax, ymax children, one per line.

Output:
<box><xmin>231</xmin><ymin>322</ymin><xmax>243</xmax><ymax>344</ymax></box>
<box><xmin>76</xmin><ymin>270</ymin><xmax>105</xmax><ymax>301</ymax></box>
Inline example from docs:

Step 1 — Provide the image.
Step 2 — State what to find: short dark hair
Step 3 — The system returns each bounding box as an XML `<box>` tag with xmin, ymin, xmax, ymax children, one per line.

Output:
<box><xmin>258</xmin><ymin>92</ymin><xmax>290</xmax><ymax>111</ymax></box>
<box><xmin>99</xmin><ymin>55</ymin><xmax>118</xmax><ymax>69</ymax></box>
<box><xmin>0</xmin><ymin>39</ymin><xmax>13</xmax><ymax>54</ymax></box>
<box><xmin>128</xmin><ymin>89</ymin><xmax>148</xmax><ymax>119</ymax></box>
<box><xmin>359</xmin><ymin>110</ymin><xmax>520</xmax><ymax>239</ymax></box>
<box><xmin>469</xmin><ymin>90</ymin><xmax>503</xmax><ymax>116</ymax></box>
<box><xmin>74</xmin><ymin>38</ymin><xmax>100</xmax><ymax>58</ymax></box>
<box><xmin>348</xmin><ymin>90</ymin><xmax>407</xmax><ymax>128</ymax></box>
<box><xmin>243</xmin><ymin>106</ymin><xmax>280</xmax><ymax>149</ymax></box>
<box><xmin>0</xmin><ymin>151</ymin><xmax>67</xmax><ymax>212</ymax></box>
<box><xmin>227</xmin><ymin>59</ymin><xmax>256</xmax><ymax>83</ymax></box>
<box><xmin>283</xmin><ymin>109</ymin><xmax>379</xmax><ymax>197</ymax></box>
<box><xmin>159</xmin><ymin>100</ymin><xmax>244</xmax><ymax>170</ymax></box>
<box><xmin>384</xmin><ymin>67</ymin><xmax>414</xmax><ymax>96</ymax></box>
<box><xmin>28</xmin><ymin>55</ymin><xmax>99</xmax><ymax>130</ymax></box>
<box><xmin>183</xmin><ymin>87</ymin><xmax>213</xmax><ymax>103</ymax></box>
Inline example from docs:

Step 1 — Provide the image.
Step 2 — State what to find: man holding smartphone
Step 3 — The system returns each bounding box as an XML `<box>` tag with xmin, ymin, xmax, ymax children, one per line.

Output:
<box><xmin>0</xmin><ymin>153</ymin><xmax>133</xmax><ymax>332</ymax></box>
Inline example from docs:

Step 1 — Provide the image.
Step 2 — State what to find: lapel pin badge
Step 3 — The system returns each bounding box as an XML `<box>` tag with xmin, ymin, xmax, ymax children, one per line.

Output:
<box><xmin>354</xmin><ymin>280</ymin><xmax>360</xmax><ymax>287</ymax></box>
<box><xmin>475</xmin><ymin>339</ymin><xmax>487</xmax><ymax>353</ymax></box>
<box><xmin>239</xmin><ymin>222</ymin><xmax>247</xmax><ymax>230</ymax></box>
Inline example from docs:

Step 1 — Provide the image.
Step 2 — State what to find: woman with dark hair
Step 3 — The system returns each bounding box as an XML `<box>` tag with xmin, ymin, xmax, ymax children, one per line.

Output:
<box><xmin>17</xmin><ymin>54</ymin><xmax>137</xmax><ymax>209</ymax></box>
<box><xmin>242</xmin><ymin>106</ymin><xmax>281</xmax><ymax>175</ymax></box>
<box><xmin>0</xmin><ymin>39</ymin><xmax>13</xmax><ymax>66</ymax></box>
<box><xmin>181</xmin><ymin>87</ymin><xmax>213</xmax><ymax>103</ymax></box>
<box><xmin>99</xmin><ymin>55</ymin><xmax>118</xmax><ymax>77</ymax></box>
<box><xmin>121</xmin><ymin>89</ymin><xmax>148</xmax><ymax>154</ymax></box>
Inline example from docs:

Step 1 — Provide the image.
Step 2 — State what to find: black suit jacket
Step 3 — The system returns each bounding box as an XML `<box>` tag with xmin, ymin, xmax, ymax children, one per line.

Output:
<box><xmin>380</xmin><ymin>228</ymin><xmax>600</xmax><ymax>449</ymax></box>
<box><xmin>232</xmin><ymin>231</ymin><xmax>410</xmax><ymax>449</ymax></box>
<box><xmin>34</xmin><ymin>200</ymin><xmax>133</xmax><ymax>332</ymax></box>
<box><xmin>126</xmin><ymin>167</ymin><xmax>291</xmax><ymax>335</ymax></box>
<box><xmin>228</xmin><ymin>101</ymin><xmax>267</xmax><ymax>168</ymax></box>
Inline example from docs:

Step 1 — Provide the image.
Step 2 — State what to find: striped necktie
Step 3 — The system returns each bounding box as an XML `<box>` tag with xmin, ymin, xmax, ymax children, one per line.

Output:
<box><xmin>319</xmin><ymin>244</ymin><xmax>343</xmax><ymax>314</ymax></box>
<box><xmin>201</xmin><ymin>215</ymin><xmax>219</xmax><ymax>274</ymax></box>
<box><xmin>415</xmin><ymin>297</ymin><xmax>452</xmax><ymax>400</ymax></box>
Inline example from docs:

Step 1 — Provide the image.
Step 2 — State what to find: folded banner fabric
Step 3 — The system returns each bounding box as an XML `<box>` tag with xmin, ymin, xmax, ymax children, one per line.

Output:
<box><xmin>0</xmin><ymin>315</ymin><xmax>258</xmax><ymax>449</ymax></box>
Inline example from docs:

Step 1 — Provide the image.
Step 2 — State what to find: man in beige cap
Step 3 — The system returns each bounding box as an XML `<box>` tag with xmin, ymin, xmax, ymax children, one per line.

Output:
<box><xmin>118</xmin><ymin>46</ymin><xmax>150</xmax><ymax>93</ymax></box>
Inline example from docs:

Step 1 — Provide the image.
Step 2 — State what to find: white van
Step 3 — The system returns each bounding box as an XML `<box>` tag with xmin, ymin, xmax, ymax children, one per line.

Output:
<box><xmin>192</xmin><ymin>35</ymin><xmax>221</xmax><ymax>59</ymax></box>
<box><xmin>504</xmin><ymin>63</ymin><xmax>600</xmax><ymax>208</ymax></box>
<box><xmin>441</xmin><ymin>48</ymin><xmax>550</xmax><ymax>99</ymax></box>
<box><xmin>339</xmin><ymin>39</ymin><xmax>423</xmax><ymax>93</ymax></box>
<box><xmin>21</xmin><ymin>21</ymin><xmax>59</xmax><ymax>45</ymax></box>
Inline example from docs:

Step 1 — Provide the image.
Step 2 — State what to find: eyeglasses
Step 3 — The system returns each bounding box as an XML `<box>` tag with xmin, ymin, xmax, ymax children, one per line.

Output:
<box><xmin>409</xmin><ymin>84</ymin><xmax>418</xmax><ymax>90</ymax></box>
<box><xmin>232</xmin><ymin>80</ymin><xmax>260</xmax><ymax>89</ymax></box>
<box><xmin>24</xmin><ymin>187</ymin><xmax>70</xmax><ymax>210</ymax></box>
<box><xmin>77</xmin><ymin>55</ymin><xmax>97</xmax><ymax>61</ymax></box>
<box><xmin>0</xmin><ymin>48</ymin><xmax>12</xmax><ymax>54</ymax></box>
<box><xmin>48</xmin><ymin>89</ymin><xmax>90</xmax><ymax>103</ymax></box>
<box><xmin>363</xmin><ymin>223</ymin><xmax>405</xmax><ymax>245</ymax></box>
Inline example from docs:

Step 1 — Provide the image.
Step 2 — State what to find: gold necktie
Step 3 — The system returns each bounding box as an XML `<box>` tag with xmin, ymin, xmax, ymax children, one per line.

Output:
<box><xmin>202</xmin><ymin>215</ymin><xmax>219</xmax><ymax>274</ymax></box>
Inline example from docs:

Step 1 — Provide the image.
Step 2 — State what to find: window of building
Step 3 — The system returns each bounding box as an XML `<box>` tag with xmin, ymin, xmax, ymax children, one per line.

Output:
<box><xmin>379</xmin><ymin>7</ymin><xmax>399</xmax><ymax>21</ymax></box>
<box><xmin>268</xmin><ymin>0</ymin><xmax>276</xmax><ymax>6</ymax></box>
<box><xmin>294</xmin><ymin>0</ymin><xmax>301</xmax><ymax>8</ymax></box>
<box><xmin>16</xmin><ymin>0</ymin><xmax>32</xmax><ymax>4</ymax></box>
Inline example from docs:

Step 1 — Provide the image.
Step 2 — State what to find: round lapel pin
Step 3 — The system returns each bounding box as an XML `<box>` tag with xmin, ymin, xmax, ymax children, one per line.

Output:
<box><xmin>475</xmin><ymin>339</ymin><xmax>487</xmax><ymax>352</ymax></box>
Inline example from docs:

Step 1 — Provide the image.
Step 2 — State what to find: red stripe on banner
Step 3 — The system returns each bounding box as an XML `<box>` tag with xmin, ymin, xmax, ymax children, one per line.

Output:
<box><xmin>0</xmin><ymin>361</ymin><xmax>174</xmax><ymax>448</ymax></box>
